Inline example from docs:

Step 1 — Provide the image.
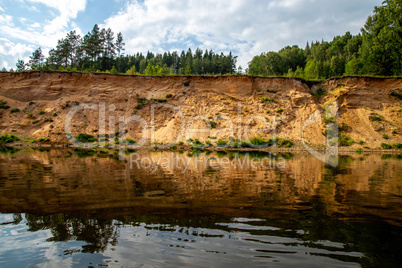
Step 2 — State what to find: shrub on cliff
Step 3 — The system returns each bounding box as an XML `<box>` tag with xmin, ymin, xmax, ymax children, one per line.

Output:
<box><xmin>75</xmin><ymin>133</ymin><xmax>97</xmax><ymax>143</ymax></box>
<box><xmin>0</xmin><ymin>134</ymin><xmax>20</xmax><ymax>143</ymax></box>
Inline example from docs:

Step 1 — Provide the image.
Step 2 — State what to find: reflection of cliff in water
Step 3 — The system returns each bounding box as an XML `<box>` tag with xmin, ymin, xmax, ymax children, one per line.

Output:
<box><xmin>0</xmin><ymin>150</ymin><xmax>401</xmax><ymax>224</ymax></box>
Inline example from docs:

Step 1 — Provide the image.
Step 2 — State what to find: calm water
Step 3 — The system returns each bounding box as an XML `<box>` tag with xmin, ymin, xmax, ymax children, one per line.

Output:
<box><xmin>0</xmin><ymin>148</ymin><xmax>401</xmax><ymax>267</ymax></box>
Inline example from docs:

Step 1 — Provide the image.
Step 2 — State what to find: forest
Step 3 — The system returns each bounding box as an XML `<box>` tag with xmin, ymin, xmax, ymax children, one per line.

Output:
<box><xmin>10</xmin><ymin>0</ymin><xmax>402</xmax><ymax>79</ymax></box>
<box><xmin>248</xmin><ymin>0</ymin><xmax>402</xmax><ymax>78</ymax></box>
<box><xmin>14</xmin><ymin>24</ymin><xmax>237</xmax><ymax>76</ymax></box>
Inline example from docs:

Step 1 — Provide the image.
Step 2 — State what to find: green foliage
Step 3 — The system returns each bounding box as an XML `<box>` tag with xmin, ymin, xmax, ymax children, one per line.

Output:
<box><xmin>135</xmin><ymin>98</ymin><xmax>148</xmax><ymax>109</ymax></box>
<box><xmin>177</xmin><ymin>141</ymin><xmax>184</xmax><ymax>146</ymax></box>
<box><xmin>261</xmin><ymin>96</ymin><xmax>275</xmax><ymax>103</ymax></box>
<box><xmin>205</xmin><ymin>120</ymin><xmax>217</xmax><ymax>129</ymax></box>
<box><xmin>10</xmin><ymin>108</ymin><xmax>20</xmax><ymax>113</ymax></box>
<box><xmin>323</xmin><ymin>117</ymin><xmax>336</xmax><ymax>124</ymax></box>
<box><xmin>278</xmin><ymin>139</ymin><xmax>294</xmax><ymax>148</ymax></box>
<box><xmin>248</xmin><ymin>1</ymin><xmax>402</xmax><ymax>78</ymax></box>
<box><xmin>39</xmin><ymin>110</ymin><xmax>46</xmax><ymax>115</ymax></box>
<box><xmin>0</xmin><ymin>134</ymin><xmax>20</xmax><ymax>143</ymax></box>
<box><xmin>339</xmin><ymin>135</ymin><xmax>354</xmax><ymax>146</ymax></box>
<box><xmin>0</xmin><ymin>100</ymin><xmax>10</xmax><ymax>109</ymax></box>
<box><xmin>75</xmin><ymin>133</ymin><xmax>97</xmax><ymax>143</ymax></box>
<box><xmin>369</xmin><ymin>113</ymin><xmax>383</xmax><ymax>121</ymax></box>
<box><xmin>392</xmin><ymin>129</ymin><xmax>398</xmax><ymax>134</ymax></box>
<box><xmin>44</xmin><ymin>118</ymin><xmax>53</xmax><ymax>122</ymax></box>
<box><xmin>390</xmin><ymin>89</ymin><xmax>402</xmax><ymax>100</ymax></box>
<box><xmin>276</xmin><ymin>108</ymin><xmax>284</xmax><ymax>114</ymax></box>
<box><xmin>381</xmin><ymin>143</ymin><xmax>392</xmax><ymax>149</ymax></box>
<box><xmin>26</xmin><ymin>112</ymin><xmax>33</xmax><ymax>118</ymax></box>
<box><xmin>166</xmin><ymin>94</ymin><xmax>173</xmax><ymax>98</ymax></box>
<box><xmin>52</xmin><ymin>112</ymin><xmax>58</xmax><ymax>116</ymax></box>
<box><xmin>383</xmin><ymin>134</ymin><xmax>389</xmax><ymax>139</ymax></box>
<box><xmin>123</xmin><ymin>138</ymin><xmax>136</xmax><ymax>144</ymax></box>
<box><xmin>151</xmin><ymin>98</ymin><xmax>167</xmax><ymax>103</ymax></box>
<box><xmin>359</xmin><ymin>140</ymin><xmax>365</xmax><ymax>145</ymax></box>
<box><xmin>310</xmin><ymin>88</ymin><xmax>327</xmax><ymax>98</ymax></box>
<box><xmin>38</xmin><ymin>138</ymin><xmax>50</xmax><ymax>142</ymax></box>
<box><xmin>216</xmin><ymin>140</ymin><xmax>227</xmax><ymax>146</ymax></box>
<box><xmin>392</xmin><ymin>143</ymin><xmax>402</xmax><ymax>149</ymax></box>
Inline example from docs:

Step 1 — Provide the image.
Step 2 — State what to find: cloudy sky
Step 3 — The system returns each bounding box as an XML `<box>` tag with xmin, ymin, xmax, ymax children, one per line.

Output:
<box><xmin>0</xmin><ymin>0</ymin><xmax>383</xmax><ymax>70</ymax></box>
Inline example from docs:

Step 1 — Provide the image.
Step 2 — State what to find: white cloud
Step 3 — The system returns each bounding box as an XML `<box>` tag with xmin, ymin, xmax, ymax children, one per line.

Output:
<box><xmin>104</xmin><ymin>0</ymin><xmax>382</xmax><ymax>68</ymax></box>
<box><xmin>27</xmin><ymin>0</ymin><xmax>87</xmax><ymax>34</ymax></box>
<box><xmin>0</xmin><ymin>14</ymin><xmax>13</xmax><ymax>26</ymax></box>
<box><xmin>0</xmin><ymin>6</ymin><xmax>5</xmax><ymax>12</ymax></box>
<box><xmin>0</xmin><ymin>38</ymin><xmax>35</xmax><ymax>69</ymax></box>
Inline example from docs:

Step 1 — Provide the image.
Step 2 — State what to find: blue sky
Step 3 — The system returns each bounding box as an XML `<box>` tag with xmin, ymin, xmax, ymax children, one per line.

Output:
<box><xmin>0</xmin><ymin>0</ymin><xmax>383</xmax><ymax>70</ymax></box>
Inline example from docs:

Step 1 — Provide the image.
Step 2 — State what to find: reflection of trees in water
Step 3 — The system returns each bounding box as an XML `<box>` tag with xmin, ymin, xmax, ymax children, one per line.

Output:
<box><xmin>21</xmin><ymin>207</ymin><xmax>402</xmax><ymax>267</ymax></box>
<box><xmin>25</xmin><ymin>213</ymin><xmax>119</xmax><ymax>253</ymax></box>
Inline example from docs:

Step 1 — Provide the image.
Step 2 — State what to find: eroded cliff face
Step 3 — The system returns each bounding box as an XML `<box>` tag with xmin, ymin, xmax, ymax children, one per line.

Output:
<box><xmin>0</xmin><ymin>71</ymin><xmax>401</xmax><ymax>148</ymax></box>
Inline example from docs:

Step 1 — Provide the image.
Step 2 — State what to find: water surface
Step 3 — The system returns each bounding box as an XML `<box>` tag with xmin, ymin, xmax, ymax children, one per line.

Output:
<box><xmin>0</xmin><ymin>149</ymin><xmax>401</xmax><ymax>267</ymax></box>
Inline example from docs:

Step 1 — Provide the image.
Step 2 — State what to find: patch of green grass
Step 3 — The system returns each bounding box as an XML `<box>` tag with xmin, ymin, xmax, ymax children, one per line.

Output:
<box><xmin>381</xmin><ymin>143</ymin><xmax>392</xmax><ymax>149</ymax></box>
<box><xmin>392</xmin><ymin>129</ymin><xmax>398</xmax><ymax>135</ymax></box>
<box><xmin>52</xmin><ymin>112</ymin><xmax>58</xmax><ymax>116</ymax></box>
<box><xmin>177</xmin><ymin>141</ymin><xmax>184</xmax><ymax>146</ymax></box>
<box><xmin>323</xmin><ymin>117</ymin><xmax>336</xmax><ymax>124</ymax></box>
<box><xmin>135</xmin><ymin>98</ymin><xmax>148</xmax><ymax>109</ymax></box>
<box><xmin>151</xmin><ymin>98</ymin><xmax>167</xmax><ymax>103</ymax></box>
<box><xmin>339</xmin><ymin>135</ymin><xmax>354</xmax><ymax>146</ymax></box>
<box><xmin>166</xmin><ymin>94</ymin><xmax>173</xmax><ymax>98</ymax></box>
<box><xmin>205</xmin><ymin>120</ymin><xmax>217</xmax><ymax>129</ymax></box>
<box><xmin>123</xmin><ymin>138</ymin><xmax>136</xmax><ymax>144</ymax></box>
<box><xmin>0</xmin><ymin>100</ymin><xmax>10</xmax><ymax>109</ymax></box>
<box><xmin>356</xmin><ymin>148</ymin><xmax>362</xmax><ymax>154</ymax></box>
<box><xmin>276</xmin><ymin>108</ymin><xmax>284</xmax><ymax>114</ymax></box>
<box><xmin>216</xmin><ymin>140</ymin><xmax>227</xmax><ymax>146</ymax></box>
<box><xmin>44</xmin><ymin>118</ymin><xmax>53</xmax><ymax>122</ymax></box>
<box><xmin>383</xmin><ymin>134</ymin><xmax>389</xmax><ymax>139</ymax></box>
<box><xmin>75</xmin><ymin>133</ymin><xmax>97</xmax><ymax>143</ymax></box>
<box><xmin>38</xmin><ymin>138</ymin><xmax>50</xmax><ymax>142</ymax></box>
<box><xmin>26</xmin><ymin>112</ymin><xmax>33</xmax><ymax>118</ymax></box>
<box><xmin>39</xmin><ymin>110</ymin><xmax>46</xmax><ymax>115</ymax></box>
<box><xmin>278</xmin><ymin>139</ymin><xmax>294</xmax><ymax>148</ymax></box>
<box><xmin>392</xmin><ymin>143</ymin><xmax>402</xmax><ymax>149</ymax></box>
<box><xmin>10</xmin><ymin>108</ymin><xmax>20</xmax><ymax>113</ymax></box>
<box><xmin>359</xmin><ymin>140</ymin><xmax>365</xmax><ymax>145</ymax></box>
<box><xmin>261</xmin><ymin>96</ymin><xmax>275</xmax><ymax>103</ymax></box>
<box><xmin>369</xmin><ymin>113</ymin><xmax>383</xmax><ymax>122</ymax></box>
<box><xmin>0</xmin><ymin>134</ymin><xmax>20</xmax><ymax>143</ymax></box>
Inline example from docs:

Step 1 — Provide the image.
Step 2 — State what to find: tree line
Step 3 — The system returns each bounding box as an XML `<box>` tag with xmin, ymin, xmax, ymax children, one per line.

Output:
<box><xmin>10</xmin><ymin>0</ymin><xmax>401</xmax><ymax>78</ymax></box>
<box><xmin>248</xmin><ymin>0</ymin><xmax>402</xmax><ymax>78</ymax></box>
<box><xmin>14</xmin><ymin>24</ymin><xmax>237</xmax><ymax>75</ymax></box>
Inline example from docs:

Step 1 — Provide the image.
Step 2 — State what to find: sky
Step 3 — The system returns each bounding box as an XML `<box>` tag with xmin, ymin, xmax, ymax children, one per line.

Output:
<box><xmin>0</xmin><ymin>0</ymin><xmax>384</xmax><ymax>70</ymax></box>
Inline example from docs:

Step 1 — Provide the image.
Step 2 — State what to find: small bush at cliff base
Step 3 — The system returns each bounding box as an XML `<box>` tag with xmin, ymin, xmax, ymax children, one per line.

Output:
<box><xmin>381</xmin><ymin>143</ymin><xmax>392</xmax><ymax>149</ymax></box>
<box><xmin>75</xmin><ymin>133</ymin><xmax>97</xmax><ymax>143</ymax></box>
<box><xmin>393</xmin><ymin>143</ymin><xmax>402</xmax><ymax>149</ymax></box>
<box><xmin>0</xmin><ymin>134</ymin><xmax>20</xmax><ymax>143</ymax></box>
<box><xmin>278</xmin><ymin>139</ymin><xmax>294</xmax><ymax>148</ymax></box>
<box><xmin>216</xmin><ymin>140</ymin><xmax>227</xmax><ymax>146</ymax></box>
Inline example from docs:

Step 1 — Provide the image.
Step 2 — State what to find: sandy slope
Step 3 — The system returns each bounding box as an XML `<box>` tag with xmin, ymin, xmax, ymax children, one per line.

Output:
<box><xmin>0</xmin><ymin>71</ymin><xmax>401</xmax><ymax>148</ymax></box>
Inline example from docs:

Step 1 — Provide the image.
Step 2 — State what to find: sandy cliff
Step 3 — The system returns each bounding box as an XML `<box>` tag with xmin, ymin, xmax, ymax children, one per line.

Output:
<box><xmin>0</xmin><ymin>71</ymin><xmax>401</xmax><ymax>148</ymax></box>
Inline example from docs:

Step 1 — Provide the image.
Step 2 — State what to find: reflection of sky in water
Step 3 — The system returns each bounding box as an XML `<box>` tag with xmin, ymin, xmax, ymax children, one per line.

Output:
<box><xmin>0</xmin><ymin>214</ymin><xmax>367</xmax><ymax>268</ymax></box>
